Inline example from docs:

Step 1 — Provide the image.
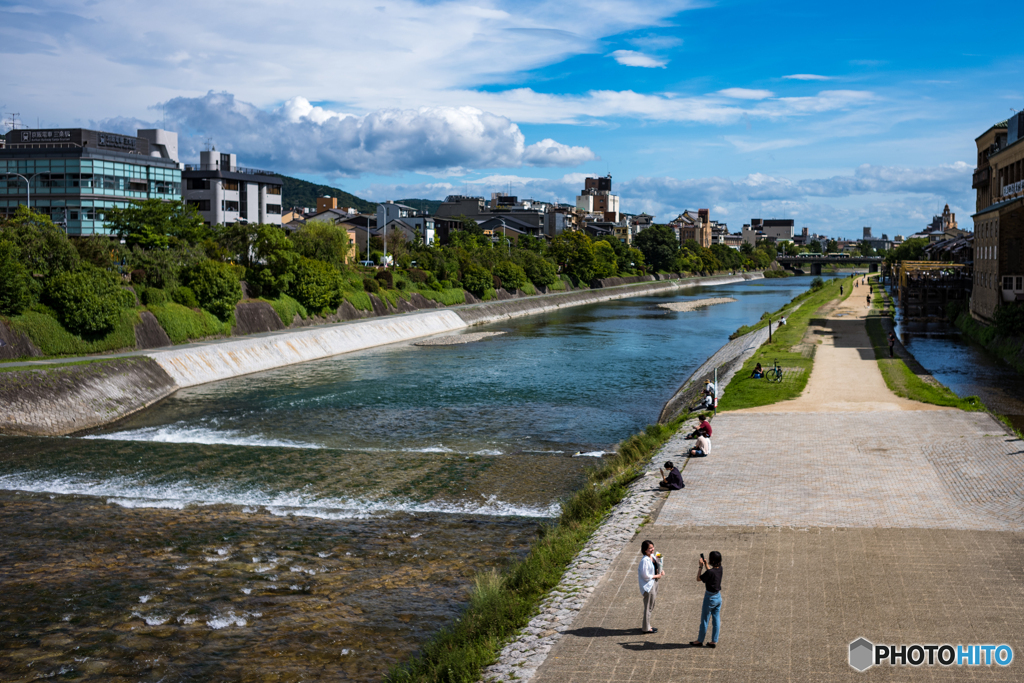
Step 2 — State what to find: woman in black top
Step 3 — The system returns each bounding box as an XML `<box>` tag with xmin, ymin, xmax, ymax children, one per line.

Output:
<box><xmin>690</xmin><ymin>551</ymin><xmax>723</xmax><ymax>647</ymax></box>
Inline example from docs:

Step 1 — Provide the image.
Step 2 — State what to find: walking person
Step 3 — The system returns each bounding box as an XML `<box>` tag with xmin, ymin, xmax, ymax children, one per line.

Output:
<box><xmin>690</xmin><ymin>551</ymin><xmax>723</xmax><ymax>648</ymax></box>
<box><xmin>888</xmin><ymin>331</ymin><xmax>896</xmax><ymax>358</ymax></box>
<box><xmin>638</xmin><ymin>540</ymin><xmax>665</xmax><ymax>634</ymax></box>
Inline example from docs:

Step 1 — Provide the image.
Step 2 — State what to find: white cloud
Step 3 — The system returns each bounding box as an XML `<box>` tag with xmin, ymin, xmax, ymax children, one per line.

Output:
<box><xmin>717</xmin><ymin>88</ymin><xmax>774</xmax><ymax>100</ymax></box>
<box><xmin>782</xmin><ymin>74</ymin><xmax>832</xmax><ymax>81</ymax></box>
<box><xmin>610</xmin><ymin>50</ymin><xmax>667</xmax><ymax>68</ymax></box>
<box><xmin>99</xmin><ymin>92</ymin><xmax>595</xmax><ymax>176</ymax></box>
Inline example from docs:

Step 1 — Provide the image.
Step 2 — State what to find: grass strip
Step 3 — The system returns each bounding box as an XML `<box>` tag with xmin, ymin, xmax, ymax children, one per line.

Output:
<box><xmin>6</xmin><ymin>309</ymin><xmax>141</xmax><ymax>356</ymax></box>
<box><xmin>718</xmin><ymin>276</ymin><xmax>854</xmax><ymax>412</ymax></box>
<box><xmin>387</xmin><ymin>414</ymin><xmax>689</xmax><ymax>683</ymax></box>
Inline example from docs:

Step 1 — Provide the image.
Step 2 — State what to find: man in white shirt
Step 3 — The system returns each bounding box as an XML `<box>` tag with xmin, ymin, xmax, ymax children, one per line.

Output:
<box><xmin>638</xmin><ymin>539</ymin><xmax>665</xmax><ymax>633</ymax></box>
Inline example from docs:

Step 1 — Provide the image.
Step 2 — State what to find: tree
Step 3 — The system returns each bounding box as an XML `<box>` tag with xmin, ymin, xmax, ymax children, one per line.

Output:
<box><xmin>634</xmin><ymin>224</ymin><xmax>679</xmax><ymax>272</ymax></box>
<box><xmin>885</xmin><ymin>238</ymin><xmax>927</xmax><ymax>267</ymax></box>
<box><xmin>0</xmin><ymin>206</ymin><xmax>79</xmax><ymax>282</ymax></box>
<box><xmin>625</xmin><ymin>247</ymin><xmax>646</xmax><ymax>273</ymax></box>
<box><xmin>246</xmin><ymin>225</ymin><xmax>298</xmax><ymax>298</ymax></box>
<box><xmin>493</xmin><ymin>261</ymin><xmax>528</xmax><ymax>290</ymax></box>
<box><xmin>214</xmin><ymin>222</ymin><xmax>260</xmax><ymax>267</ymax></box>
<box><xmin>0</xmin><ymin>240</ymin><xmax>32</xmax><ymax>316</ymax></box>
<box><xmin>592</xmin><ymin>240</ymin><xmax>619</xmax><ymax>279</ymax></box>
<box><xmin>515</xmin><ymin>249</ymin><xmax>557</xmax><ymax>287</ymax></box>
<box><xmin>826</xmin><ymin>239</ymin><xmax>838</xmax><ymax>254</ymax></box>
<box><xmin>183</xmin><ymin>259</ymin><xmax>242</xmax><ymax>320</ymax></box>
<box><xmin>291</xmin><ymin>220</ymin><xmax>351</xmax><ymax>269</ymax></box>
<box><xmin>461</xmin><ymin>263</ymin><xmax>492</xmax><ymax>297</ymax></box>
<box><xmin>105</xmin><ymin>200</ymin><xmax>206</xmax><ymax>249</ymax></box>
<box><xmin>46</xmin><ymin>266</ymin><xmax>134</xmax><ymax>336</ymax></box>
<box><xmin>290</xmin><ymin>257</ymin><xmax>342</xmax><ymax>313</ymax></box>
<box><xmin>128</xmin><ymin>243</ymin><xmax>207</xmax><ymax>290</ymax></box>
<box><xmin>808</xmin><ymin>239</ymin><xmax>822</xmax><ymax>254</ymax></box>
<box><xmin>549</xmin><ymin>230</ymin><xmax>596</xmax><ymax>283</ymax></box>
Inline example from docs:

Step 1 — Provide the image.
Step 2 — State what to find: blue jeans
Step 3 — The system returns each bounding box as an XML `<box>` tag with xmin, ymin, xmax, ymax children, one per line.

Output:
<box><xmin>698</xmin><ymin>590</ymin><xmax>722</xmax><ymax>643</ymax></box>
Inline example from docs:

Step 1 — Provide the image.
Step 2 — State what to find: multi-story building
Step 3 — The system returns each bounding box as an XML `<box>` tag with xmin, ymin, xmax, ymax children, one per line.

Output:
<box><xmin>971</xmin><ymin>112</ymin><xmax>1024</xmax><ymax>321</ymax></box>
<box><xmin>182</xmin><ymin>150</ymin><xmax>283</xmax><ymax>226</ymax></box>
<box><xmin>575</xmin><ymin>175</ymin><xmax>620</xmax><ymax>223</ymax></box>
<box><xmin>671</xmin><ymin>209</ymin><xmax>712</xmax><ymax>248</ymax></box>
<box><xmin>0</xmin><ymin>127</ymin><xmax>182</xmax><ymax>235</ymax></box>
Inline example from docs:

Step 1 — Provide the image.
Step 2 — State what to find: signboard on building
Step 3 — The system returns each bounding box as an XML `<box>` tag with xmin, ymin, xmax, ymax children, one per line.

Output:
<box><xmin>1003</xmin><ymin>180</ymin><xmax>1024</xmax><ymax>197</ymax></box>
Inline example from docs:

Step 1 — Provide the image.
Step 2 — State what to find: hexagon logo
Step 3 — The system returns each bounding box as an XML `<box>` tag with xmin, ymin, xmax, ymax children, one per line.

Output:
<box><xmin>849</xmin><ymin>638</ymin><xmax>874</xmax><ymax>671</ymax></box>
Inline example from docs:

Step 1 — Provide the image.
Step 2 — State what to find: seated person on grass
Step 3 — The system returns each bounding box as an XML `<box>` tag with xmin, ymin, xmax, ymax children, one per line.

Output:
<box><xmin>659</xmin><ymin>461</ymin><xmax>685</xmax><ymax>490</ymax></box>
<box><xmin>750</xmin><ymin>362</ymin><xmax>763</xmax><ymax>379</ymax></box>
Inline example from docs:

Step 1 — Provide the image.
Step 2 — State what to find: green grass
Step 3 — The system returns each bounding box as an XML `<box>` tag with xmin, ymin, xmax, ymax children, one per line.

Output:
<box><xmin>546</xmin><ymin>279</ymin><xmax>566</xmax><ymax>292</ymax></box>
<box><xmin>728</xmin><ymin>277</ymin><xmax>855</xmax><ymax>340</ymax></box>
<box><xmin>145</xmin><ymin>302</ymin><xmax>233</xmax><ymax>344</ymax></box>
<box><xmin>6</xmin><ymin>309</ymin><xmax>141</xmax><ymax>356</ymax></box>
<box><xmin>950</xmin><ymin>308</ymin><xmax>1024</xmax><ymax>375</ymax></box>
<box><xmin>718</xmin><ymin>277</ymin><xmax>853</xmax><ymax>412</ymax></box>
<box><xmin>263</xmin><ymin>293</ymin><xmax>308</xmax><ymax>326</ymax></box>
<box><xmin>481</xmin><ymin>288</ymin><xmax>497</xmax><ymax>301</ymax></box>
<box><xmin>415</xmin><ymin>288</ymin><xmax>467</xmax><ymax>306</ymax></box>
<box><xmin>341</xmin><ymin>288</ymin><xmax>374</xmax><ymax>311</ymax></box>
<box><xmin>387</xmin><ymin>414</ymin><xmax>689</xmax><ymax>683</ymax></box>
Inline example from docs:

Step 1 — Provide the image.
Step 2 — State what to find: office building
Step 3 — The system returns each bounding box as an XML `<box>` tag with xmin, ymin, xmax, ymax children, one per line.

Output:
<box><xmin>0</xmin><ymin>127</ymin><xmax>182</xmax><ymax>235</ymax></box>
<box><xmin>575</xmin><ymin>175</ymin><xmax>620</xmax><ymax>223</ymax></box>
<box><xmin>182</xmin><ymin>150</ymin><xmax>283</xmax><ymax>226</ymax></box>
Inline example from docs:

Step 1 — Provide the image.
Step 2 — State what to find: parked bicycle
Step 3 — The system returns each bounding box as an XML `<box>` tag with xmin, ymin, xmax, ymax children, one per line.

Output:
<box><xmin>769</xmin><ymin>359</ymin><xmax>783</xmax><ymax>383</ymax></box>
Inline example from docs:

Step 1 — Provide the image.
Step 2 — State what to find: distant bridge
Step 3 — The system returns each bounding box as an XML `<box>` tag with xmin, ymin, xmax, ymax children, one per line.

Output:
<box><xmin>775</xmin><ymin>255</ymin><xmax>882</xmax><ymax>275</ymax></box>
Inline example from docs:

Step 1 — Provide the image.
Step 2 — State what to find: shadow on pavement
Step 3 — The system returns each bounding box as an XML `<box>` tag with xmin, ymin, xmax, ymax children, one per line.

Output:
<box><xmin>620</xmin><ymin>641</ymin><xmax>702</xmax><ymax>651</ymax></box>
<box><xmin>562</xmin><ymin>627</ymin><xmax>638</xmax><ymax>638</ymax></box>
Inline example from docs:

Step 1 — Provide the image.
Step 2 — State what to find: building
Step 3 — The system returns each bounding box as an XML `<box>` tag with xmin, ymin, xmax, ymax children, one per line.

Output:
<box><xmin>754</xmin><ymin>218</ymin><xmax>795</xmax><ymax>241</ymax></box>
<box><xmin>671</xmin><ymin>209</ymin><xmax>712</xmax><ymax>248</ymax></box>
<box><xmin>0</xmin><ymin>127</ymin><xmax>183</xmax><ymax>235</ymax></box>
<box><xmin>575</xmin><ymin>175</ymin><xmax>620</xmax><ymax>223</ymax></box>
<box><xmin>971</xmin><ymin>112</ymin><xmax>1024</xmax><ymax>321</ymax></box>
<box><xmin>182</xmin><ymin>150</ymin><xmax>283</xmax><ymax>226</ymax></box>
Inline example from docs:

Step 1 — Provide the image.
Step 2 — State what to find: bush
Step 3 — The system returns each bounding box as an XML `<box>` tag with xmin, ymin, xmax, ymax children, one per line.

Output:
<box><xmin>183</xmin><ymin>259</ymin><xmax>242</xmax><ymax>321</ymax></box>
<box><xmin>171</xmin><ymin>286</ymin><xmax>199</xmax><ymax>308</ymax></box>
<box><xmin>518</xmin><ymin>251</ymin><xmax>557</xmax><ymax>288</ymax></box>
<box><xmin>146</xmin><ymin>301</ymin><xmax>232</xmax><ymax>344</ymax></box>
<box><xmin>0</xmin><ymin>239</ymin><xmax>32</xmax><ymax>316</ymax></box>
<box><xmin>141</xmin><ymin>288</ymin><xmax>169</xmax><ymax>306</ymax></box>
<box><xmin>375</xmin><ymin>270</ymin><xmax>394</xmax><ymax>289</ymax></box>
<box><xmin>994</xmin><ymin>302</ymin><xmax>1024</xmax><ymax>337</ymax></box>
<box><xmin>46</xmin><ymin>267</ymin><xmax>135</xmax><ymax>336</ymax></box>
<box><xmin>343</xmin><ymin>289</ymin><xmax>373</xmax><ymax>311</ymax></box>
<box><xmin>7</xmin><ymin>308</ymin><xmax>139</xmax><ymax>356</ymax></box>
<box><xmin>493</xmin><ymin>261</ymin><xmax>528</xmax><ymax>291</ymax></box>
<box><xmin>291</xmin><ymin>220</ymin><xmax>351</xmax><ymax>269</ymax></box>
<box><xmin>396</xmin><ymin>279</ymin><xmax>409</xmax><ymax>291</ymax></box>
<box><xmin>429</xmin><ymin>281</ymin><xmax>443</xmax><ymax>292</ymax></box>
<box><xmin>461</xmin><ymin>264</ymin><xmax>492</xmax><ymax>297</ymax></box>
<box><xmin>439</xmin><ymin>279</ymin><xmax>451</xmax><ymax>289</ymax></box>
<box><xmin>810</xmin><ymin>276</ymin><xmax>825</xmax><ymax>290</ymax></box>
<box><xmin>363</xmin><ymin>277</ymin><xmax>381</xmax><ymax>294</ymax></box>
<box><xmin>407</xmin><ymin>268</ymin><xmax>430</xmax><ymax>284</ymax></box>
<box><xmin>289</xmin><ymin>257</ymin><xmax>341</xmax><ymax>313</ymax></box>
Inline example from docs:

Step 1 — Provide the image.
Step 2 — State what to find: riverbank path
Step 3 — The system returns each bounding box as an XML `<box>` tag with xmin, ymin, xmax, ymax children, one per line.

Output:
<box><xmin>531</xmin><ymin>279</ymin><xmax>1024</xmax><ymax>682</ymax></box>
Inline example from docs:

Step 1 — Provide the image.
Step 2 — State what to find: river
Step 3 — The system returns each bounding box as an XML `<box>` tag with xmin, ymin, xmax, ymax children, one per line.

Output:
<box><xmin>0</xmin><ymin>275</ymin><xmax>837</xmax><ymax>681</ymax></box>
<box><xmin>894</xmin><ymin>310</ymin><xmax>1024</xmax><ymax>432</ymax></box>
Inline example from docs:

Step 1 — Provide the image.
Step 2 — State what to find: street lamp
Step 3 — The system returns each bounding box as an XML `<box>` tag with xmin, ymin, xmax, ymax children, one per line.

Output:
<box><xmin>1</xmin><ymin>172</ymin><xmax>45</xmax><ymax>212</ymax></box>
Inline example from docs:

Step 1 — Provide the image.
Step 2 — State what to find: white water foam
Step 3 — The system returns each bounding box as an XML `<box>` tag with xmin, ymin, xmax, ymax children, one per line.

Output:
<box><xmin>83</xmin><ymin>425</ymin><xmax>322</xmax><ymax>450</ymax></box>
<box><xmin>0</xmin><ymin>472</ymin><xmax>557</xmax><ymax>519</ymax></box>
<box><xmin>571</xmin><ymin>451</ymin><xmax>606</xmax><ymax>457</ymax></box>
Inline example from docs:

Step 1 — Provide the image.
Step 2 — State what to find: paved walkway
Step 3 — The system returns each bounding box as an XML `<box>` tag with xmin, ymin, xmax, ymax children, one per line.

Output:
<box><xmin>531</xmin><ymin>279</ymin><xmax>1024</xmax><ymax>681</ymax></box>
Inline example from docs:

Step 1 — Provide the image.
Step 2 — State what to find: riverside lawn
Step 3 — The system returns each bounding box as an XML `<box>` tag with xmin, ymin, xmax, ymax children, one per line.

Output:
<box><xmin>386</xmin><ymin>415</ymin><xmax>690</xmax><ymax>683</ymax></box>
<box><xmin>717</xmin><ymin>275</ymin><xmax>854</xmax><ymax>412</ymax></box>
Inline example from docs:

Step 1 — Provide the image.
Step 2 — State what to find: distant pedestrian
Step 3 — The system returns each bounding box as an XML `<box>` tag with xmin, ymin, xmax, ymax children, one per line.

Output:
<box><xmin>638</xmin><ymin>540</ymin><xmax>665</xmax><ymax>634</ymax></box>
<box><xmin>888</xmin><ymin>331</ymin><xmax>896</xmax><ymax>358</ymax></box>
<box><xmin>659</xmin><ymin>461</ymin><xmax>684</xmax><ymax>490</ymax></box>
<box><xmin>840</xmin><ymin>285</ymin><xmax>843</xmax><ymax>295</ymax></box>
<box><xmin>690</xmin><ymin>551</ymin><xmax>723</xmax><ymax>648</ymax></box>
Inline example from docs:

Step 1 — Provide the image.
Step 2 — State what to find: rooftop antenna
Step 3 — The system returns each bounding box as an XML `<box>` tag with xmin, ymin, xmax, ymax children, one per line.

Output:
<box><xmin>204</xmin><ymin>137</ymin><xmax>214</xmax><ymax>151</ymax></box>
<box><xmin>3</xmin><ymin>111</ymin><xmax>21</xmax><ymax>131</ymax></box>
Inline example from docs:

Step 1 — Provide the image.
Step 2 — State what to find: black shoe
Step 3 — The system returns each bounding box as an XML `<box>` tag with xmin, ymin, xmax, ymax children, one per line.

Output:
<box><xmin>707</xmin><ymin>643</ymin><xmax>717</xmax><ymax>648</ymax></box>
<box><xmin>645</xmin><ymin>627</ymin><xmax>657</xmax><ymax>633</ymax></box>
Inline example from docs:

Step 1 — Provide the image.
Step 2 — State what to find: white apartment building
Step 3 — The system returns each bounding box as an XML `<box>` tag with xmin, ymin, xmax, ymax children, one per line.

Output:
<box><xmin>182</xmin><ymin>150</ymin><xmax>283</xmax><ymax>226</ymax></box>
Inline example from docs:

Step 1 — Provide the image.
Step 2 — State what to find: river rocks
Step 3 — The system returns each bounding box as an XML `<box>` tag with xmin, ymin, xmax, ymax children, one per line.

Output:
<box><xmin>479</xmin><ymin>458</ymin><xmax>670</xmax><ymax>683</ymax></box>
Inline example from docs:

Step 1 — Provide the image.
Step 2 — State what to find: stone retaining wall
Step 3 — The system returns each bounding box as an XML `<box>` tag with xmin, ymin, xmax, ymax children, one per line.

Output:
<box><xmin>0</xmin><ymin>358</ymin><xmax>177</xmax><ymax>436</ymax></box>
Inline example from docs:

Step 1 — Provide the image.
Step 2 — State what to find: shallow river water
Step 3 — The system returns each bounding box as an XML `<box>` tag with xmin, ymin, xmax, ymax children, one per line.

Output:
<box><xmin>0</xmin><ymin>276</ymin><xmax>834</xmax><ymax>681</ymax></box>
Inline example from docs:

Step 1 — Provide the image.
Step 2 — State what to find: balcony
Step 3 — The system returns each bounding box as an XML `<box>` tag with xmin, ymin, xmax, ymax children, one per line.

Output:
<box><xmin>972</xmin><ymin>166</ymin><xmax>990</xmax><ymax>189</ymax></box>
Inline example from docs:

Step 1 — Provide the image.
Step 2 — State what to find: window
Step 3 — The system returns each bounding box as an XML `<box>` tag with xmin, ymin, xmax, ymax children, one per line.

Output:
<box><xmin>188</xmin><ymin>199</ymin><xmax>211</xmax><ymax>212</ymax></box>
<box><xmin>129</xmin><ymin>179</ymin><xmax>148</xmax><ymax>192</ymax></box>
<box><xmin>222</xmin><ymin>200</ymin><xmax>239</xmax><ymax>212</ymax></box>
<box><xmin>186</xmin><ymin>178</ymin><xmax>209</xmax><ymax>191</ymax></box>
<box><xmin>222</xmin><ymin>180</ymin><xmax>239</xmax><ymax>191</ymax></box>
<box><xmin>1016</xmin><ymin>276</ymin><xmax>1023</xmax><ymax>291</ymax></box>
<box><xmin>266</xmin><ymin>204</ymin><xmax>281</xmax><ymax>215</ymax></box>
<box><xmin>152</xmin><ymin>180</ymin><xmax>176</xmax><ymax>194</ymax></box>
<box><xmin>267</xmin><ymin>186</ymin><xmax>281</xmax><ymax>195</ymax></box>
<box><xmin>1004</xmin><ymin>277</ymin><xmax>1014</xmax><ymax>291</ymax></box>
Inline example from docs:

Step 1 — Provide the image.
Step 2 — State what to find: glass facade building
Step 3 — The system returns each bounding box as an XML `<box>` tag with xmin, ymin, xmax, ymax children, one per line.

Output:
<box><xmin>0</xmin><ymin>128</ymin><xmax>182</xmax><ymax>236</ymax></box>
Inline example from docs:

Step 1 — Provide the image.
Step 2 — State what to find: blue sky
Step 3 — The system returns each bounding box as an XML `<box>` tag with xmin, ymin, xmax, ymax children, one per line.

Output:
<box><xmin>2</xmin><ymin>0</ymin><xmax>1021</xmax><ymax>238</ymax></box>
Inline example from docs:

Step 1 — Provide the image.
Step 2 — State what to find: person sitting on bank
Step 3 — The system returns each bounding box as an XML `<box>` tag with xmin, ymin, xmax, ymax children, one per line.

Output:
<box><xmin>750</xmin><ymin>362</ymin><xmax>763</xmax><ymax>379</ymax></box>
<box><xmin>686</xmin><ymin>414</ymin><xmax>712</xmax><ymax>440</ymax></box>
<box><xmin>689</xmin><ymin>434</ymin><xmax>711</xmax><ymax>458</ymax></box>
<box><xmin>659</xmin><ymin>461</ymin><xmax>685</xmax><ymax>490</ymax></box>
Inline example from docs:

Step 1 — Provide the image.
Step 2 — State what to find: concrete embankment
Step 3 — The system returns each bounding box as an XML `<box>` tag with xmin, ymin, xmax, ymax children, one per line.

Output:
<box><xmin>1</xmin><ymin>273</ymin><xmax>759</xmax><ymax>435</ymax></box>
<box><xmin>0</xmin><ymin>358</ymin><xmax>177</xmax><ymax>436</ymax></box>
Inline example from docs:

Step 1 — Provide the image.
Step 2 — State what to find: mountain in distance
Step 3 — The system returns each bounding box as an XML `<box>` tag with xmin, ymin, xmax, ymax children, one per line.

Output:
<box><xmin>280</xmin><ymin>175</ymin><xmax>444</xmax><ymax>216</ymax></box>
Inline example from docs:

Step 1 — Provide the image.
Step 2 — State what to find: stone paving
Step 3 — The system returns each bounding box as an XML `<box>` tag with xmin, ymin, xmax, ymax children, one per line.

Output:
<box><xmin>656</xmin><ymin>410</ymin><xmax>1024</xmax><ymax>531</ymax></box>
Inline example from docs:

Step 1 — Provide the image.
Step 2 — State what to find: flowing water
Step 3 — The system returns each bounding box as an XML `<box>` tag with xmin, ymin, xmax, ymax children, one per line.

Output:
<box><xmin>894</xmin><ymin>308</ymin><xmax>1024</xmax><ymax>432</ymax></box>
<box><xmin>0</xmin><ymin>276</ymin><xmax>836</xmax><ymax>681</ymax></box>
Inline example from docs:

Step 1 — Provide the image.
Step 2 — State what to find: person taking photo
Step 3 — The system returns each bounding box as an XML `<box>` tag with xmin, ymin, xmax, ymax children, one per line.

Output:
<box><xmin>690</xmin><ymin>551</ymin><xmax>723</xmax><ymax>648</ymax></box>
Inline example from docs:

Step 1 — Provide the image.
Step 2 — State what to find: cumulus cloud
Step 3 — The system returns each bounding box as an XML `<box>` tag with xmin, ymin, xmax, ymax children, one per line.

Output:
<box><xmin>717</xmin><ymin>88</ymin><xmax>774</xmax><ymax>100</ymax></box>
<box><xmin>782</xmin><ymin>74</ymin><xmax>832</xmax><ymax>81</ymax></box>
<box><xmin>610</xmin><ymin>50</ymin><xmax>667</xmax><ymax>68</ymax></box>
<box><xmin>100</xmin><ymin>92</ymin><xmax>595</xmax><ymax>176</ymax></box>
